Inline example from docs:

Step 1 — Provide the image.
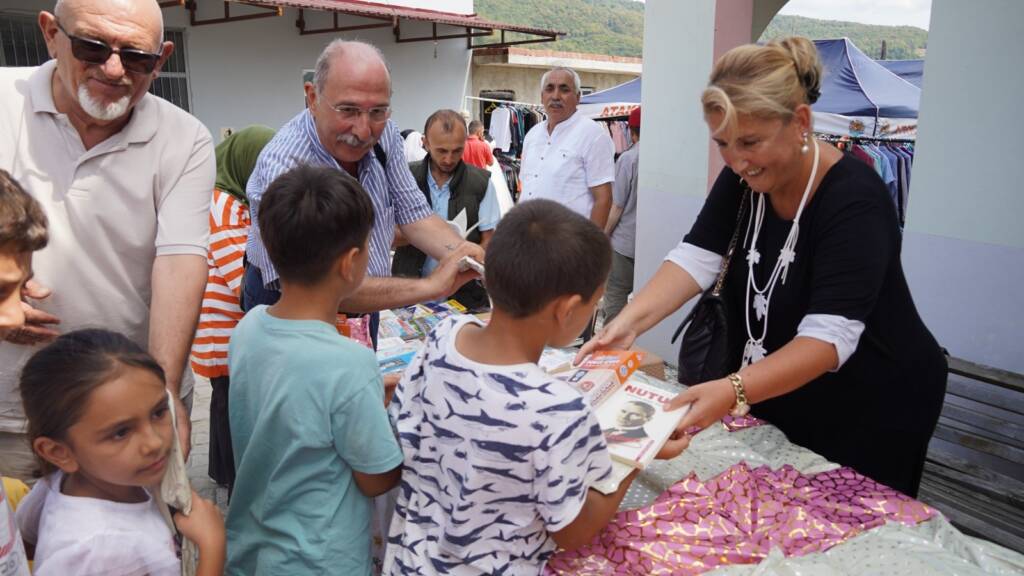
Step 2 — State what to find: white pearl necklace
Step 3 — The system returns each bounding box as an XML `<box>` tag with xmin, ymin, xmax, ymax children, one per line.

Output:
<box><xmin>742</xmin><ymin>139</ymin><xmax>820</xmax><ymax>367</ymax></box>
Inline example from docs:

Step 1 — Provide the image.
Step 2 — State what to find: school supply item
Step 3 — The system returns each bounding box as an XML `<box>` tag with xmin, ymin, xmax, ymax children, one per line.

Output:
<box><xmin>458</xmin><ymin>255</ymin><xmax>485</xmax><ymax>276</ymax></box>
<box><xmin>554</xmin><ymin>352</ymin><xmax>689</xmax><ymax>476</ymax></box>
<box><xmin>379</xmin><ymin>300</ymin><xmax>466</xmax><ymax>342</ymax></box>
<box><xmin>376</xmin><ymin>331</ymin><xmax>422</xmax><ymax>372</ymax></box>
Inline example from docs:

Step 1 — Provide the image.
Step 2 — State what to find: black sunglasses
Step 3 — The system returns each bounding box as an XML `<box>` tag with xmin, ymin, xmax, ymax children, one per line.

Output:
<box><xmin>55</xmin><ymin>21</ymin><xmax>161</xmax><ymax>74</ymax></box>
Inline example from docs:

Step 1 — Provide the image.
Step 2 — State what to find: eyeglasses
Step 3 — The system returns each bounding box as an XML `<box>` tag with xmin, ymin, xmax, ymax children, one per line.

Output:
<box><xmin>55</xmin><ymin>21</ymin><xmax>161</xmax><ymax>75</ymax></box>
<box><xmin>327</xmin><ymin>104</ymin><xmax>391</xmax><ymax>124</ymax></box>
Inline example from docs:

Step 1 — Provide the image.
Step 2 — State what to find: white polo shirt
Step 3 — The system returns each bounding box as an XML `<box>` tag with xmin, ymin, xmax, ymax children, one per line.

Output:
<box><xmin>0</xmin><ymin>61</ymin><xmax>214</xmax><ymax>433</ymax></box>
<box><xmin>519</xmin><ymin>110</ymin><xmax>615</xmax><ymax>217</ymax></box>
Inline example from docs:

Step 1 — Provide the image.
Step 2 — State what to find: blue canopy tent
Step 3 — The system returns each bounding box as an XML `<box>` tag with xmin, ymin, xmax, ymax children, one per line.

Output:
<box><xmin>577</xmin><ymin>39</ymin><xmax>919</xmax><ymax>138</ymax></box>
<box><xmin>578</xmin><ymin>77</ymin><xmax>641</xmax><ymax>119</ymax></box>
<box><xmin>813</xmin><ymin>38</ymin><xmax>920</xmax><ymax>118</ymax></box>
<box><xmin>812</xmin><ymin>38</ymin><xmax>921</xmax><ymax>137</ymax></box>
<box><xmin>878</xmin><ymin>59</ymin><xmax>925</xmax><ymax>88</ymax></box>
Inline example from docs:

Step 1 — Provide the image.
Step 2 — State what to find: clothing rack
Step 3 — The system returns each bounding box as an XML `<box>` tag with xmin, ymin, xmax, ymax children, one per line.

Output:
<box><xmin>474</xmin><ymin>97</ymin><xmax>545</xmax><ymax>163</ymax></box>
<box><xmin>818</xmin><ymin>133</ymin><xmax>916</xmax><ymax>228</ymax></box>
<box><xmin>816</xmin><ymin>133</ymin><xmax>916</xmax><ymax>144</ymax></box>
<box><xmin>598</xmin><ymin>117</ymin><xmax>634</xmax><ymax>156</ymax></box>
<box><xmin>464</xmin><ymin>95</ymin><xmax>544</xmax><ymax>110</ymax></box>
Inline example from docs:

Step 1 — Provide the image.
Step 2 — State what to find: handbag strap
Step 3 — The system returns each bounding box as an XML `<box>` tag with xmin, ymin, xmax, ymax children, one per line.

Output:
<box><xmin>710</xmin><ymin>184</ymin><xmax>750</xmax><ymax>296</ymax></box>
<box><xmin>670</xmin><ymin>184</ymin><xmax>751</xmax><ymax>344</ymax></box>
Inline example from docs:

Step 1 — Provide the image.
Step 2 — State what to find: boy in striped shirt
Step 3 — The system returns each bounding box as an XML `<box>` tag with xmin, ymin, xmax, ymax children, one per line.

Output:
<box><xmin>385</xmin><ymin>200</ymin><xmax>638</xmax><ymax>575</ymax></box>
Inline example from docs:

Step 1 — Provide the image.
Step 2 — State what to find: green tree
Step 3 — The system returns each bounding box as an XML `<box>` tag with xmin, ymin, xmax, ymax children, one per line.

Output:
<box><xmin>474</xmin><ymin>1</ymin><xmax>927</xmax><ymax>61</ymax></box>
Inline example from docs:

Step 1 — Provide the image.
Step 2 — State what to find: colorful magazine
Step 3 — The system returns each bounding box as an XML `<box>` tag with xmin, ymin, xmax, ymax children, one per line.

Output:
<box><xmin>554</xmin><ymin>351</ymin><xmax>689</xmax><ymax>492</ymax></box>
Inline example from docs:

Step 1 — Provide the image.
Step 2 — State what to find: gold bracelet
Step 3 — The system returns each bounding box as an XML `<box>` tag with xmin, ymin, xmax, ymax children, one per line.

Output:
<box><xmin>726</xmin><ymin>372</ymin><xmax>750</xmax><ymax>416</ymax></box>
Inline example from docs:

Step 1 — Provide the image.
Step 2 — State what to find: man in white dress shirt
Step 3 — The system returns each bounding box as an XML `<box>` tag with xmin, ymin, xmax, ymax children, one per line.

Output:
<box><xmin>519</xmin><ymin>67</ymin><xmax>615</xmax><ymax>228</ymax></box>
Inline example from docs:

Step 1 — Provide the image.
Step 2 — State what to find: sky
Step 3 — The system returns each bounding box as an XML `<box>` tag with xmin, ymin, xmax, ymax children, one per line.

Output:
<box><xmin>631</xmin><ymin>0</ymin><xmax>932</xmax><ymax>31</ymax></box>
<box><xmin>777</xmin><ymin>0</ymin><xmax>932</xmax><ymax>30</ymax></box>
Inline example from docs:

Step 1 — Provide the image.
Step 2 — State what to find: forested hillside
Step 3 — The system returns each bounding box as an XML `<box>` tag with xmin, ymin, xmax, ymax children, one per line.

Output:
<box><xmin>474</xmin><ymin>0</ymin><xmax>927</xmax><ymax>60</ymax></box>
<box><xmin>760</xmin><ymin>14</ymin><xmax>926</xmax><ymax>59</ymax></box>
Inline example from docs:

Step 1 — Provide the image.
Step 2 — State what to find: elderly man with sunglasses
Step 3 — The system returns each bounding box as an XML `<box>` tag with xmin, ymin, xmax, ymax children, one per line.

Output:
<box><xmin>242</xmin><ymin>40</ymin><xmax>483</xmax><ymax>343</ymax></box>
<box><xmin>0</xmin><ymin>0</ymin><xmax>213</xmax><ymax>479</ymax></box>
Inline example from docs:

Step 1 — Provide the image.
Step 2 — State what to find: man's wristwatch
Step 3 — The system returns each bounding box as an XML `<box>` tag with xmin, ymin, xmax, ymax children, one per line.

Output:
<box><xmin>726</xmin><ymin>372</ymin><xmax>750</xmax><ymax>416</ymax></box>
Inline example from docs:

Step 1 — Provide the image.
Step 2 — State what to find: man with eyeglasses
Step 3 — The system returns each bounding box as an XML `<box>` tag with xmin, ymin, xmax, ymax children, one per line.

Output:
<box><xmin>243</xmin><ymin>40</ymin><xmax>483</xmax><ymax>344</ymax></box>
<box><xmin>0</xmin><ymin>0</ymin><xmax>213</xmax><ymax>479</ymax></box>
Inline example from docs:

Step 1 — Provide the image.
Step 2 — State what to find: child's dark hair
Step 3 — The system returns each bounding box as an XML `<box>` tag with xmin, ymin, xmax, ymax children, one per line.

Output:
<box><xmin>258</xmin><ymin>164</ymin><xmax>375</xmax><ymax>285</ymax></box>
<box><xmin>0</xmin><ymin>169</ymin><xmax>48</xmax><ymax>252</ymax></box>
<box><xmin>19</xmin><ymin>329</ymin><xmax>165</xmax><ymax>473</ymax></box>
<box><xmin>485</xmin><ymin>199</ymin><xmax>611</xmax><ymax>317</ymax></box>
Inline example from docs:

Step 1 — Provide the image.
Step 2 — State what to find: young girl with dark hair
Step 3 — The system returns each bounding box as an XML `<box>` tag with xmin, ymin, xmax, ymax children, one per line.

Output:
<box><xmin>14</xmin><ymin>329</ymin><xmax>225</xmax><ymax>576</ymax></box>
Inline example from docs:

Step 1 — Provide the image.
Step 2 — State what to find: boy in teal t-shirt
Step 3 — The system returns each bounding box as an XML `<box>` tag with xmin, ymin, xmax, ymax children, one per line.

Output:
<box><xmin>226</xmin><ymin>166</ymin><xmax>402</xmax><ymax>575</ymax></box>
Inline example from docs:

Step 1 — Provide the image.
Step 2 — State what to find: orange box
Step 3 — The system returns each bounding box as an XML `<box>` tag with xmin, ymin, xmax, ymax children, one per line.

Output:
<box><xmin>557</xmin><ymin>350</ymin><xmax>644</xmax><ymax>406</ymax></box>
<box><xmin>576</xmin><ymin>350</ymin><xmax>643</xmax><ymax>383</ymax></box>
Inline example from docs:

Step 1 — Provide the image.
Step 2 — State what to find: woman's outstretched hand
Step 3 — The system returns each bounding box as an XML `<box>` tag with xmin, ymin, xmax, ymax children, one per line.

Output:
<box><xmin>654</xmin><ymin>378</ymin><xmax>736</xmax><ymax>459</ymax></box>
<box><xmin>574</xmin><ymin>318</ymin><xmax>638</xmax><ymax>365</ymax></box>
<box><xmin>667</xmin><ymin>377</ymin><xmax>735</xmax><ymax>431</ymax></box>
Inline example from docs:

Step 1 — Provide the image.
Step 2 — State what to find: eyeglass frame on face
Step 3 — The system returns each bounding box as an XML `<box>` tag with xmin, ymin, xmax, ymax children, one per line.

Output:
<box><xmin>54</xmin><ymin>20</ymin><xmax>162</xmax><ymax>75</ymax></box>
<box><xmin>324</xmin><ymin>102</ymin><xmax>391</xmax><ymax>125</ymax></box>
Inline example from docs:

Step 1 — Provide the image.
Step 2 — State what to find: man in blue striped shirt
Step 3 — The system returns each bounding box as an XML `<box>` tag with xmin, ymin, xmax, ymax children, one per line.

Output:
<box><xmin>243</xmin><ymin>40</ymin><xmax>482</xmax><ymax>325</ymax></box>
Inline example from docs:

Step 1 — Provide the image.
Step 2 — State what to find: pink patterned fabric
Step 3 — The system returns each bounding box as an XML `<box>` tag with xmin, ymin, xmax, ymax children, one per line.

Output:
<box><xmin>681</xmin><ymin>414</ymin><xmax>767</xmax><ymax>438</ymax></box>
<box><xmin>720</xmin><ymin>413</ymin><xmax>767</xmax><ymax>432</ymax></box>
<box><xmin>545</xmin><ymin>464</ymin><xmax>935</xmax><ymax>575</ymax></box>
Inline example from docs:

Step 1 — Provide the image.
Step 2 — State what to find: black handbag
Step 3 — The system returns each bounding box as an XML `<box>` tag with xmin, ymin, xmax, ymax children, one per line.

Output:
<box><xmin>671</xmin><ymin>186</ymin><xmax>750</xmax><ymax>385</ymax></box>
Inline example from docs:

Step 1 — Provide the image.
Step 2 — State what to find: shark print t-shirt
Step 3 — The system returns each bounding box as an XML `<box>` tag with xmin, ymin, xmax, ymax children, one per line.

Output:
<box><xmin>384</xmin><ymin>315</ymin><xmax>613</xmax><ymax>575</ymax></box>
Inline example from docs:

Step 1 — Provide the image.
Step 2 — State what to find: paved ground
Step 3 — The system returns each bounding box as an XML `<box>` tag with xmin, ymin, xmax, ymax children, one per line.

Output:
<box><xmin>186</xmin><ymin>374</ymin><xmax>230</xmax><ymax>512</ymax></box>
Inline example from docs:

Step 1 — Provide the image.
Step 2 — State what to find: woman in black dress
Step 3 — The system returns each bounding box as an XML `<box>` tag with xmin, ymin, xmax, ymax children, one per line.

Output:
<box><xmin>580</xmin><ymin>37</ymin><xmax>946</xmax><ymax>497</ymax></box>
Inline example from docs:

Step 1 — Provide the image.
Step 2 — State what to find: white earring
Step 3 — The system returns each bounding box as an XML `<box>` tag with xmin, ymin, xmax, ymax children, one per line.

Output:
<box><xmin>800</xmin><ymin>132</ymin><xmax>810</xmax><ymax>155</ymax></box>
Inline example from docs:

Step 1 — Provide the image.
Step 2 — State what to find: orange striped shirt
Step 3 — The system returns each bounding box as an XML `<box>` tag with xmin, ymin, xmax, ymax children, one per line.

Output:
<box><xmin>190</xmin><ymin>189</ymin><xmax>248</xmax><ymax>378</ymax></box>
<box><xmin>190</xmin><ymin>191</ymin><xmax>373</xmax><ymax>377</ymax></box>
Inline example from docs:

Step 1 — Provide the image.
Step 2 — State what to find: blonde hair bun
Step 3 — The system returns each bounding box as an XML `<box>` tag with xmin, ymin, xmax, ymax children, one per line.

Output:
<box><xmin>773</xmin><ymin>36</ymin><xmax>822</xmax><ymax>104</ymax></box>
<box><xmin>701</xmin><ymin>35</ymin><xmax>822</xmax><ymax>135</ymax></box>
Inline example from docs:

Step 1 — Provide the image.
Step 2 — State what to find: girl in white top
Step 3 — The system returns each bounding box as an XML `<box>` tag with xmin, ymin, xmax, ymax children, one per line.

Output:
<box><xmin>14</xmin><ymin>329</ymin><xmax>225</xmax><ymax>576</ymax></box>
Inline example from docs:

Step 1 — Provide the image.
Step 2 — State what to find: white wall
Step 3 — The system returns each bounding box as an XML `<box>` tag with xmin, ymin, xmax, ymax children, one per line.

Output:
<box><xmin>2</xmin><ymin>1</ymin><xmax>473</xmax><ymax>140</ymax></box>
<box><xmin>168</xmin><ymin>4</ymin><xmax>472</xmax><ymax>138</ymax></box>
<box><xmin>632</xmin><ymin>0</ymin><xmax>718</xmax><ymax>361</ymax></box>
<box><xmin>901</xmin><ymin>0</ymin><xmax>1024</xmax><ymax>372</ymax></box>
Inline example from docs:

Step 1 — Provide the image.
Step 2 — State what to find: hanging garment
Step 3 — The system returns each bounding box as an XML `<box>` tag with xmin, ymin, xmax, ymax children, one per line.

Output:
<box><xmin>489</xmin><ymin>107</ymin><xmax>513</xmax><ymax>152</ymax></box>
<box><xmin>609</xmin><ymin>121</ymin><xmax>628</xmax><ymax>154</ymax></box>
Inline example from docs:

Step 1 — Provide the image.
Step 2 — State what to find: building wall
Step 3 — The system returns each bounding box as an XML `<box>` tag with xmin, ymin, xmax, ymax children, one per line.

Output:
<box><xmin>901</xmin><ymin>0</ymin><xmax>1024</xmax><ymax>373</ymax></box>
<box><xmin>468</xmin><ymin>63</ymin><xmax>639</xmax><ymax>121</ymax></box>
<box><xmin>2</xmin><ymin>1</ymin><xmax>474</xmax><ymax>140</ymax></box>
<box><xmin>174</xmin><ymin>5</ymin><xmax>472</xmax><ymax>139</ymax></box>
<box><xmin>632</xmin><ymin>0</ymin><xmax>719</xmax><ymax>361</ymax></box>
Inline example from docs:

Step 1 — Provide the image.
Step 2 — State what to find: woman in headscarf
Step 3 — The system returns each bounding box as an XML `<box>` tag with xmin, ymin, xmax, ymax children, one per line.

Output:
<box><xmin>189</xmin><ymin>126</ymin><xmax>275</xmax><ymax>493</ymax></box>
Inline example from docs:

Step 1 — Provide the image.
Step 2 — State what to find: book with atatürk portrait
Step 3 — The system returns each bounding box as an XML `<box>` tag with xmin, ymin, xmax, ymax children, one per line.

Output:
<box><xmin>553</xmin><ymin>351</ymin><xmax>689</xmax><ymax>493</ymax></box>
<box><xmin>594</xmin><ymin>381</ymin><xmax>687</xmax><ymax>469</ymax></box>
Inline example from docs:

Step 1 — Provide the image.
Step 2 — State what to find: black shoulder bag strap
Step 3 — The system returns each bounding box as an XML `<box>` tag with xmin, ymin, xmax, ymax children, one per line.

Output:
<box><xmin>374</xmin><ymin>143</ymin><xmax>388</xmax><ymax>169</ymax></box>
<box><xmin>671</xmin><ymin>186</ymin><xmax>750</xmax><ymax>343</ymax></box>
